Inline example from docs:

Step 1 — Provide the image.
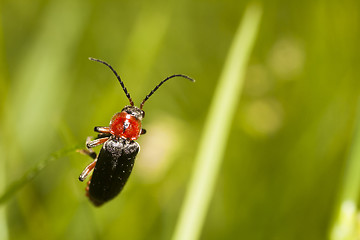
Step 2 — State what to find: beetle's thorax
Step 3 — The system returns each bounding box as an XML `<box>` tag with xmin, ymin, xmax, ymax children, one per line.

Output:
<box><xmin>109</xmin><ymin>106</ymin><xmax>144</xmax><ymax>140</ymax></box>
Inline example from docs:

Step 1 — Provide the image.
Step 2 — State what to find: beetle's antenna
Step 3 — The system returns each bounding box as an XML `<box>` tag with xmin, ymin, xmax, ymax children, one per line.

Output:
<box><xmin>140</xmin><ymin>74</ymin><xmax>195</xmax><ymax>109</ymax></box>
<box><xmin>89</xmin><ymin>57</ymin><xmax>134</xmax><ymax>106</ymax></box>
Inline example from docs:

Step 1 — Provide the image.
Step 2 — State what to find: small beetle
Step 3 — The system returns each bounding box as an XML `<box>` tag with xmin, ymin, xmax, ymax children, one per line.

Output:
<box><xmin>78</xmin><ymin>57</ymin><xmax>194</xmax><ymax>206</ymax></box>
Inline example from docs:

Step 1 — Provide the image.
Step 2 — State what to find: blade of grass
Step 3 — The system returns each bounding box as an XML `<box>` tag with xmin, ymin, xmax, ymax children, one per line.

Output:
<box><xmin>171</xmin><ymin>4</ymin><xmax>262</xmax><ymax>240</ymax></box>
<box><xmin>330</xmin><ymin>100</ymin><xmax>360</xmax><ymax>240</ymax></box>
<box><xmin>0</xmin><ymin>144</ymin><xmax>81</xmax><ymax>205</ymax></box>
<box><xmin>0</xmin><ymin>10</ymin><xmax>9</xmax><ymax>240</ymax></box>
<box><xmin>0</xmin><ymin>139</ymin><xmax>8</xmax><ymax>239</ymax></box>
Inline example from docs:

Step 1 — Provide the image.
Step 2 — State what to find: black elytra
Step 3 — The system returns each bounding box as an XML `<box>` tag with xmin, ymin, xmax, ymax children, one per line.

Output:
<box><xmin>88</xmin><ymin>137</ymin><xmax>139</xmax><ymax>206</ymax></box>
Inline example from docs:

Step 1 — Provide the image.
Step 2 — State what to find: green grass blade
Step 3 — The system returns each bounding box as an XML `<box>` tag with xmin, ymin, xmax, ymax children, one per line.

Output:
<box><xmin>0</xmin><ymin>144</ymin><xmax>81</xmax><ymax>205</ymax></box>
<box><xmin>171</xmin><ymin>4</ymin><xmax>263</xmax><ymax>240</ymax></box>
<box><xmin>330</xmin><ymin>100</ymin><xmax>360</xmax><ymax>240</ymax></box>
<box><xmin>0</xmin><ymin>140</ymin><xmax>8</xmax><ymax>239</ymax></box>
<box><xmin>0</xmin><ymin>10</ymin><xmax>9</xmax><ymax>240</ymax></box>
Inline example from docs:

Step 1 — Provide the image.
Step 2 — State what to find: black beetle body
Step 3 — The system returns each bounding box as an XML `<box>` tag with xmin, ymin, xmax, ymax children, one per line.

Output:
<box><xmin>78</xmin><ymin>57</ymin><xmax>194</xmax><ymax>206</ymax></box>
<box><xmin>88</xmin><ymin>137</ymin><xmax>139</xmax><ymax>206</ymax></box>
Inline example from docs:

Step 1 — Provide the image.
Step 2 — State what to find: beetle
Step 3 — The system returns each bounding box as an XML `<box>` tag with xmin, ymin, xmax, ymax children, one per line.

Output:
<box><xmin>78</xmin><ymin>57</ymin><xmax>194</xmax><ymax>206</ymax></box>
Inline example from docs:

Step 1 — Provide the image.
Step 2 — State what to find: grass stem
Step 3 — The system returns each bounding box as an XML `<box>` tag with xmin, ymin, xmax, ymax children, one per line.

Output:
<box><xmin>171</xmin><ymin>4</ymin><xmax>262</xmax><ymax>240</ymax></box>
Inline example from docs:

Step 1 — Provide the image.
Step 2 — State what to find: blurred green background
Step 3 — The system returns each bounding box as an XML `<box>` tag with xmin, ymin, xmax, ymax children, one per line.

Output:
<box><xmin>0</xmin><ymin>0</ymin><xmax>359</xmax><ymax>239</ymax></box>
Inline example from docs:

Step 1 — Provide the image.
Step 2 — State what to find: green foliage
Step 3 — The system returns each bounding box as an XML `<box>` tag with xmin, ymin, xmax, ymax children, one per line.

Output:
<box><xmin>0</xmin><ymin>145</ymin><xmax>77</xmax><ymax>205</ymax></box>
<box><xmin>172</xmin><ymin>4</ymin><xmax>262</xmax><ymax>240</ymax></box>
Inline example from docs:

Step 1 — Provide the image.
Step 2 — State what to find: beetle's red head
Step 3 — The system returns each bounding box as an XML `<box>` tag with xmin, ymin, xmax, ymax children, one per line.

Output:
<box><xmin>109</xmin><ymin>106</ymin><xmax>144</xmax><ymax>140</ymax></box>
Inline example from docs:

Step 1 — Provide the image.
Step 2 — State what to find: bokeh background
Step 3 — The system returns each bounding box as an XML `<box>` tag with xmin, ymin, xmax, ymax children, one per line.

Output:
<box><xmin>1</xmin><ymin>0</ymin><xmax>359</xmax><ymax>239</ymax></box>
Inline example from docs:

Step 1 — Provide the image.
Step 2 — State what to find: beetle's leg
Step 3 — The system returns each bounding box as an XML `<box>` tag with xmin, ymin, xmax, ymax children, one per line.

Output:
<box><xmin>77</xmin><ymin>149</ymin><xmax>97</xmax><ymax>159</ymax></box>
<box><xmin>85</xmin><ymin>178</ymin><xmax>91</xmax><ymax>197</ymax></box>
<box><xmin>97</xmin><ymin>133</ymin><xmax>111</xmax><ymax>139</ymax></box>
<box><xmin>79</xmin><ymin>160</ymin><xmax>97</xmax><ymax>182</ymax></box>
<box><xmin>78</xmin><ymin>137</ymin><xmax>99</xmax><ymax>181</ymax></box>
<box><xmin>94</xmin><ymin>127</ymin><xmax>111</xmax><ymax>139</ymax></box>
<box><xmin>86</xmin><ymin>137</ymin><xmax>109</xmax><ymax>148</ymax></box>
<box><xmin>77</xmin><ymin>137</ymin><xmax>97</xmax><ymax>159</ymax></box>
<box><xmin>141</xmin><ymin>128</ymin><xmax>147</xmax><ymax>135</ymax></box>
<box><xmin>94</xmin><ymin>126</ymin><xmax>110</xmax><ymax>133</ymax></box>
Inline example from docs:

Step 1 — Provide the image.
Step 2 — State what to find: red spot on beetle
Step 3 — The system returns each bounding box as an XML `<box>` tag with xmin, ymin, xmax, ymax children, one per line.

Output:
<box><xmin>110</xmin><ymin>112</ymin><xmax>142</xmax><ymax>140</ymax></box>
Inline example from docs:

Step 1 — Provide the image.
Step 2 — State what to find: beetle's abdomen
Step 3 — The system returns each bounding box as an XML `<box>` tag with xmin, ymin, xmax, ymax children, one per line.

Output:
<box><xmin>88</xmin><ymin>137</ymin><xmax>139</xmax><ymax>206</ymax></box>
